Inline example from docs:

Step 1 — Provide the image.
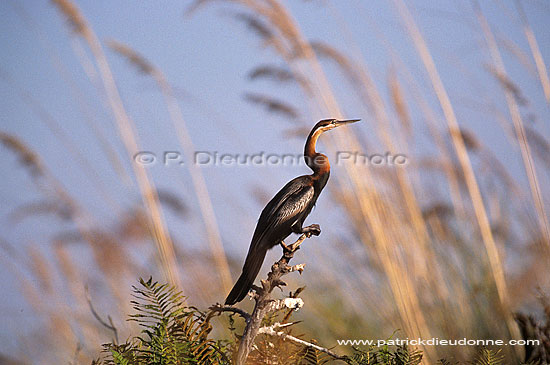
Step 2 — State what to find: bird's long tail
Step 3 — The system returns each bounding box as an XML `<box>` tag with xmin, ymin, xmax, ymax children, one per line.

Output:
<box><xmin>225</xmin><ymin>245</ymin><xmax>267</xmax><ymax>305</ymax></box>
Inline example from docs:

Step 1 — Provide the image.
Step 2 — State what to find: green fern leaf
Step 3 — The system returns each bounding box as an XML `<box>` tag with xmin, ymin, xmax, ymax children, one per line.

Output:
<box><xmin>473</xmin><ymin>348</ymin><xmax>504</xmax><ymax>365</ymax></box>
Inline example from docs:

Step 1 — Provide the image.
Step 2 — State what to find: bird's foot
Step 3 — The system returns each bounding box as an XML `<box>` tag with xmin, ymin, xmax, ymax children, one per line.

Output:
<box><xmin>302</xmin><ymin>224</ymin><xmax>321</xmax><ymax>237</ymax></box>
<box><xmin>279</xmin><ymin>240</ymin><xmax>289</xmax><ymax>251</ymax></box>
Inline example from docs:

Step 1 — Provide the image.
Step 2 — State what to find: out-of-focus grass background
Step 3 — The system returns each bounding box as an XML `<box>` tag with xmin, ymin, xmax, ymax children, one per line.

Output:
<box><xmin>1</xmin><ymin>0</ymin><xmax>549</xmax><ymax>363</ymax></box>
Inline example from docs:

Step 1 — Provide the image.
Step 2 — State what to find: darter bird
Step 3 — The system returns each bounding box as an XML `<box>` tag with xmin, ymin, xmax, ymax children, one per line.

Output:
<box><xmin>225</xmin><ymin>119</ymin><xmax>360</xmax><ymax>305</ymax></box>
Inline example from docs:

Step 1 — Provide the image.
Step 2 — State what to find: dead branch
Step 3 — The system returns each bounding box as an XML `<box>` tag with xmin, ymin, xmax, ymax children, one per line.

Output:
<box><xmin>229</xmin><ymin>233</ymin><xmax>349</xmax><ymax>364</ymax></box>
<box><xmin>213</xmin><ymin>232</ymin><xmax>347</xmax><ymax>364</ymax></box>
<box><xmin>208</xmin><ymin>304</ymin><xmax>251</xmax><ymax>322</ymax></box>
<box><xmin>234</xmin><ymin>233</ymin><xmax>308</xmax><ymax>364</ymax></box>
<box><xmin>258</xmin><ymin>322</ymin><xmax>348</xmax><ymax>361</ymax></box>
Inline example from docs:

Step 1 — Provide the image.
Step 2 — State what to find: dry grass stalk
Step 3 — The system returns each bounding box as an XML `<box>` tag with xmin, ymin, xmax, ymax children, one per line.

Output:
<box><xmin>107</xmin><ymin>39</ymin><xmax>233</xmax><ymax>292</ymax></box>
<box><xmin>310</xmin><ymin>41</ymin><xmax>375</xmax><ymax>108</ymax></box>
<box><xmin>525</xmin><ymin>126</ymin><xmax>550</xmax><ymax>166</ymax></box>
<box><xmin>473</xmin><ymin>2</ymin><xmax>550</xmax><ymax>257</ymax></box>
<box><xmin>248</xmin><ymin>64</ymin><xmax>312</xmax><ymax>93</ymax></box>
<box><xmin>498</xmin><ymin>37</ymin><xmax>537</xmax><ymax>77</ymax></box>
<box><xmin>400</xmin><ymin>61</ymin><xmax>469</xmax><ymax>221</ymax></box>
<box><xmin>52</xmin><ymin>0</ymin><xmax>181</xmax><ymax>288</ymax></box>
<box><xmin>10</xmin><ymin>2</ymin><xmax>131</xmax><ymax>187</ymax></box>
<box><xmin>358</xmin><ymin>58</ymin><xmax>450</xmax><ymax>337</ymax></box>
<box><xmin>0</xmin><ymin>132</ymin><xmax>132</xmax><ymax>321</ymax></box>
<box><xmin>354</xmin><ymin>10</ymin><xmax>471</xmax><ymax>224</ymax></box>
<box><xmin>514</xmin><ymin>0</ymin><xmax>550</xmax><ymax>103</ymax></box>
<box><xmin>243</xmin><ymin>92</ymin><xmax>299</xmax><ymax>119</ymax></box>
<box><xmin>324</xmin><ymin>37</ymin><xmax>452</xmax><ymax>359</ymax></box>
<box><xmin>393</xmin><ymin>0</ymin><xmax>520</xmax><ymax>351</ymax></box>
<box><xmin>0</xmin><ymin>69</ymin><xmax>122</xmax><ymax>214</ymax></box>
<box><xmin>12</xmin><ymin>4</ymin><xmax>116</xmax><ymax>169</ymax></box>
<box><xmin>452</xmin><ymin>127</ymin><xmax>480</xmax><ymax>152</ymax></box>
<box><xmin>0</xmin><ymin>132</ymin><xmax>44</xmax><ymax>177</ymax></box>
<box><xmin>156</xmin><ymin>190</ymin><xmax>188</xmax><ymax>218</ymax></box>
<box><xmin>106</xmin><ymin>41</ymin><xmax>154</xmax><ymax>75</ymax></box>
<box><xmin>233</xmin><ymin>12</ymin><xmax>273</xmax><ymax>43</ymax></box>
<box><xmin>388</xmin><ymin>69</ymin><xmax>412</xmax><ymax>137</ymax></box>
<box><xmin>249</xmin><ymin>65</ymin><xmax>294</xmax><ymax>82</ymax></box>
<box><xmin>28</xmin><ymin>247</ymin><xmax>54</xmax><ymax>293</ymax></box>
<box><xmin>51</xmin><ymin>0</ymin><xmax>88</xmax><ymax>37</ymax></box>
<box><xmin>487</xmin><ymin>67</ymin><xmax>528</xmax><ymax>106</ymax></box>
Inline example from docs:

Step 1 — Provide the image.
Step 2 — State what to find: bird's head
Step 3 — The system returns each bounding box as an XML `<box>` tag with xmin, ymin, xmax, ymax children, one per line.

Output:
<box><xmin>313</xmin><ymin>118</ymin><xmax>361</xmax><ymax>134</ymax></box>
<box><xmin>305</xmin><ymin>118</ymin><xmax>361</xmax><ymax>170</ymax></box>
<box><xmin>304</xmin><ymin>119</ymin><xmax>361</xmax><ymax>161</ymax></box>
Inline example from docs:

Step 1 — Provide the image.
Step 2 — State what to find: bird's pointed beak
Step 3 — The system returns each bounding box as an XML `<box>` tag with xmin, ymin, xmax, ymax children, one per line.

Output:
<box><xmin>334</xmin><ymin>119</ymin><xmax>360</xmax><ymax>127</ymax></box>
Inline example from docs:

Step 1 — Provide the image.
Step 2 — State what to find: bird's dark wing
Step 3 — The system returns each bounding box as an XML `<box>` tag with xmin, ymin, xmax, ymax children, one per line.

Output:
<box><xmin>272</xmin><ymin>182</ymin><xmax>314</xmax><ymax>227</ymax></box>
<box><xmin>250</xmin><ymin>175</ymin><xmax>314</xmax><ymax>249</ymax></box>
<box><xmin>225</xmin><ymin>175</ymin><xmax>315</xmax><ymax>305</ymax></box>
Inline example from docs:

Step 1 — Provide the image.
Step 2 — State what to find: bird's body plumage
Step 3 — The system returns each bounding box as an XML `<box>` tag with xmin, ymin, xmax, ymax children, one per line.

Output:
<box><xmin>225</xmin><ymin>119</ymin><xmax>358</xmax><ymax>305</ymax></box>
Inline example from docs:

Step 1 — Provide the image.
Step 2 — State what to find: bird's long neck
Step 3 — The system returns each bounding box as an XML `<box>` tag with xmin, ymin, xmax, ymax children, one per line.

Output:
<box><xmin>304</xmin><ymin>127</ymin><xmax>330</xmax><ymax>178</ymax></box>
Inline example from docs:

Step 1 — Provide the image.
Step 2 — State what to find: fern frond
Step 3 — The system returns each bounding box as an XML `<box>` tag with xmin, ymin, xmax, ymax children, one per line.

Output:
<box><xmin>100</xmin><ymin>277</ymin><xmax>229</xmax><ymax>364</ymax></box>
<box><xmin>474</xmin><ymin>348</ymin><xmax>504</xmax><ymax>365</ymax></box>
<box><xmin>346</xmin><ymin>344</ymin><xmax>422</xmax><ymax>365</ymax></box>
<box><xmin>299</xmin><ymin>343</ymin><xmax>333</xmax><ymax>365</ymax></box>
<box><xmin>394</xmin><ymin>345</ymin><xmax>423</xmax><ymax>365</ymax></box>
